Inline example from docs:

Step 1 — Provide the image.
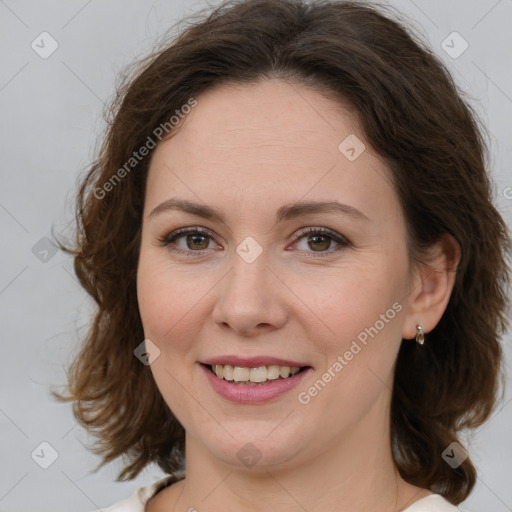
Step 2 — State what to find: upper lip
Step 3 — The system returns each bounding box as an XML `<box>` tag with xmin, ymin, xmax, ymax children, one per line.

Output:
<box><xmin>201</xmin><ymin>356</ymin><xmax>310</xmax><ymax>368</ymax></box>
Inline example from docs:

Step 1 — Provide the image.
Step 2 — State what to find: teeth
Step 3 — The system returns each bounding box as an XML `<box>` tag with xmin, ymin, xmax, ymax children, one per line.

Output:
<box><xmin>249</xmin><ymin>366</ymin><xmax>268</xmax><ymax>383</ymax></box>
<box><xmin>280</xmin><ymin>366</ymin><xmax>290</xmax><ymax>378</ymax></box>
<box><xmin>233</xmin><ymin>366</ymin><xmax>250</xmax><ymax>382</ymax></box>
<box><xmin>267</xmin><ymin>365</ymin><xmax>280</xmax><ymax>380</ymax></box>
<box><xmin>223</xmin><ymin>364</ymin><xmax>234</xmax><ymax>381</ymax></box>
<box><xmin>210</xmin><ymin>364</ymin><xmax>302</xmax><ymax>383</ymax></box>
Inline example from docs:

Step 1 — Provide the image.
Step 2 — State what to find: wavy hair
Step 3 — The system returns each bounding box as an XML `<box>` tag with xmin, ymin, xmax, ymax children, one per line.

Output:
<box><xmin>56</xmin><ymin>0</ymin><xmax>511</xmax><ymax>504</ymax></box>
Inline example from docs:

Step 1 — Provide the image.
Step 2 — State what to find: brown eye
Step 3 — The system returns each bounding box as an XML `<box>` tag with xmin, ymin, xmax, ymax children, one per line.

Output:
<box><xmin>185</xmin><ymin>233</ymin><xmax>210</xmax><ymax>250</ymax></box>
<box><xmin>291</xmin><ymin>227</ymin><xmax>350</xmax><ymax>257</ymax></box>
<box><xmin>307</xmin><ymin>234</ymin><xmax>332</xmax><ymax>251</ymax></box>
<box><xmin>160</xmin><ymin>227</ymin><xmax>218</xmax><ymax>255</ymax></box>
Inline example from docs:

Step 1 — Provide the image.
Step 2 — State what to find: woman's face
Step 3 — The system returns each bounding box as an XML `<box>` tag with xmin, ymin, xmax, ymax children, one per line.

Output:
<box><xmin>137</xmin><ymin>78</ymin><xmax>418</xmax><ymax>470</ymax></box>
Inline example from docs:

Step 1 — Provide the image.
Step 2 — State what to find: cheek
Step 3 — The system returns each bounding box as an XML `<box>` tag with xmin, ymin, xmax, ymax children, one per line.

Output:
<box><xmin>136</xmin><ymin>250</ymin><xmax>202</xmax><ymax>352</ymax></box>
<box><xmin>136</xmin><ymin>251</ymin><xmax>203</xmax><ymax>422</ymax></box>
<box><xmin>296</xmin><ymin>266</ymin><xmax>407</xmax><ymax>427</ymax></box>
<box><xmin>292</xmin><ymin>257</ymin><xmax>407</xmax><ymax>353</ymax></box>
<box><xmin>293</xmin><ymin>266</ymin><xmax>406</xmax><ymax>427</ymax></box>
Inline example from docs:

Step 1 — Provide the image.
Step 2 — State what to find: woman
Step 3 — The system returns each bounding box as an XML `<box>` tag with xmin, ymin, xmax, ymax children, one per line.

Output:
<box><xmin>57</xmin><ymin>0</ymin><xmax>511</xmax><ymax>511</ymax></box>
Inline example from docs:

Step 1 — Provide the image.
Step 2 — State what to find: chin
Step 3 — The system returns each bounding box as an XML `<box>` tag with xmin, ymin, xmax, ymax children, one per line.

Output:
<box><xmin>194</xmin><ymin>419</ymin><xmax>313</xmax><ymax>471</ymax></box>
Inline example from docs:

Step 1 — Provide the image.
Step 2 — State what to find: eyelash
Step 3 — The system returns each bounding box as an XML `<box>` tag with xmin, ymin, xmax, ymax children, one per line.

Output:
<box><xmin>158</xmin><ymin>226</ymin><xmax>350</xmax><ymax>258</ymax></box>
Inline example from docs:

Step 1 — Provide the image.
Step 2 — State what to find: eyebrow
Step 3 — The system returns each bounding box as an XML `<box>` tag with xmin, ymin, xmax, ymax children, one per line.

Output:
<box><xmin>148</xmin><ymin>198</ymin><xmax>370</xmax><ymax>223</ymax></box>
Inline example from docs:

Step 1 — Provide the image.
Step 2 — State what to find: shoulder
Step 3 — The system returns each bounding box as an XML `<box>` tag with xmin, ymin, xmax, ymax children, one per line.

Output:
<box><xmin>403</xmin><ymin>493</ymin><xmax>471</xmax><ymax>512</ymax></box>
<box><xmin>88</xmin><ymin>471</ymin><xmax>186</xmax><ymax>512</ymax></box>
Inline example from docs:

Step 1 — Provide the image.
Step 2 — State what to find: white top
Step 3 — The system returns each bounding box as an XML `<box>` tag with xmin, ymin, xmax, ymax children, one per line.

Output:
<box><xmin>92</xmin><ymin>472</ymin><xmax>465</xmax><ymax>512</ymax></box>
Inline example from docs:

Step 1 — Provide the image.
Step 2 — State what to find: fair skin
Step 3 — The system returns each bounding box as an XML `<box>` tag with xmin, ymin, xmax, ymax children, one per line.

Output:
<box><xmin>137</xmin><ymin>78</ymin><xmax>459</xmax><ymax>512</ymax></box>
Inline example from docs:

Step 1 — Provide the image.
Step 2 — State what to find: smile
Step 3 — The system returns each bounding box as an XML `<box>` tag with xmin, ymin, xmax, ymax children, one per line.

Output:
<box><xmin>200</xmin><ymin>363</ymin><xmax>312</xmax><ymax>404</ymax></box>
<box><xmin>208</xmin><ymin>364</ymin><xmax>303</xmax><ymax>384</ymax></box>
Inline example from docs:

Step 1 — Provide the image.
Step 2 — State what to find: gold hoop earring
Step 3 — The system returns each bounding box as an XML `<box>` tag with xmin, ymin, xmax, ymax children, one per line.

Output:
<box><xmin>415</xmin><ymin>324</ymin><xmax>425</xmax><ymax>345</ymax></box>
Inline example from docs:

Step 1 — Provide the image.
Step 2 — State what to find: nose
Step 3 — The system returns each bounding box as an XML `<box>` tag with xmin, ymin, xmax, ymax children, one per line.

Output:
<box><xmin>211</xmin><ymin>251</ymin><xmax>288</xmax><ymax>337</ymax></box>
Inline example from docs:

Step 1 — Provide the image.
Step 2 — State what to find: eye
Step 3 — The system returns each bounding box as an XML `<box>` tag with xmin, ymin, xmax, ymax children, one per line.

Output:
<box><xmin>159</xmin><ymin>227</ymin><xmax>220</xmax><ymax>256</ymax></box>
<box><xmin>289</xmin><ymin>227</ymin><xmax>350</xmax><ymax>257</ymax></box>
<box><xmin>158</xmin><ymin>226</ymin><xmax>350</xmax><ymax>258</ymax></box>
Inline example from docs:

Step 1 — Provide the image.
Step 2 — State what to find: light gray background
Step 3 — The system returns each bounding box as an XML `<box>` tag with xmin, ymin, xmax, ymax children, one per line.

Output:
<box><xmin>1</xmin><ymin>1</ymin><xmax>511</xmax><ymax>511</ymax></box>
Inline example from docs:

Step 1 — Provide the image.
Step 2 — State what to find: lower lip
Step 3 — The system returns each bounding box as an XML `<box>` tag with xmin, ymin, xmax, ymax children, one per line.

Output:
<box><xmin>201</xmin><ymin>364</ymin><xmax>311</xmax><ymax>404</ymax></box>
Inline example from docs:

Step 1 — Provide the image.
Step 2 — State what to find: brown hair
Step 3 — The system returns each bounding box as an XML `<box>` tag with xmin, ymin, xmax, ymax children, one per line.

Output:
<box><xmin>56</xmin><ymin>0</ymin><xmax>511</xmax><ymax>504</ymax></box>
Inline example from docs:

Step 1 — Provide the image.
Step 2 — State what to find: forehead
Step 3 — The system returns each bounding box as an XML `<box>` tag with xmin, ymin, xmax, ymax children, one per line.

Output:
<box><xmin>145</xmin><ymin>79</ymin><xmax>399</xmax><ymax>224</ymax></box>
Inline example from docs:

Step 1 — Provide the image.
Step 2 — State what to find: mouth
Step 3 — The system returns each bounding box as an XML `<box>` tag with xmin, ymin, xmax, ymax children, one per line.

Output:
<box><xmin>202</xmin><ymin>363</ymin><xmax>311</xmax><ymax>386</ymax></box>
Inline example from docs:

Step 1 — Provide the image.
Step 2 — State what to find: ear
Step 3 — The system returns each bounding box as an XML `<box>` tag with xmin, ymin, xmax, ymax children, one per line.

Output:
<box><xmin>402</xmin><ymin>234</ymin><xmax>461</xmax><ymax>340</ymax></box>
